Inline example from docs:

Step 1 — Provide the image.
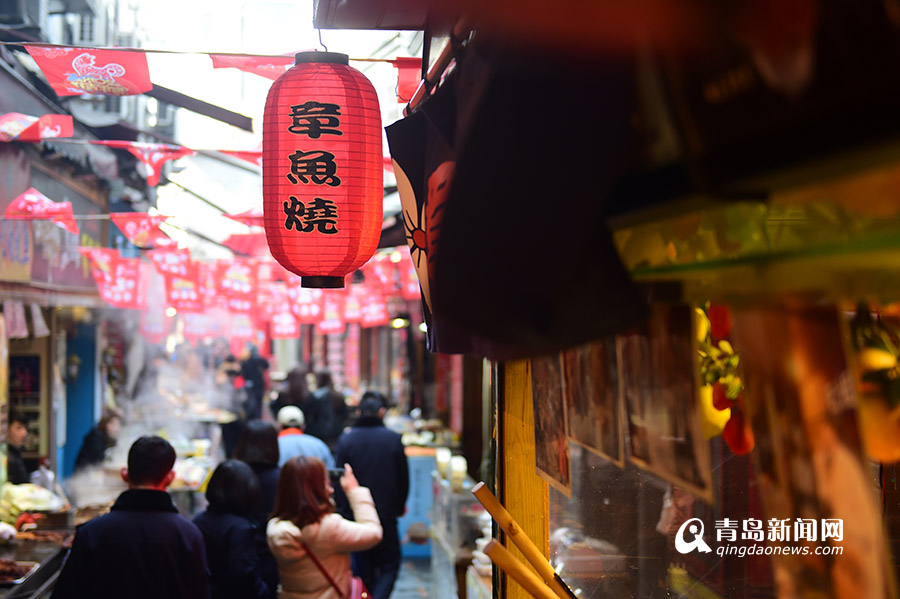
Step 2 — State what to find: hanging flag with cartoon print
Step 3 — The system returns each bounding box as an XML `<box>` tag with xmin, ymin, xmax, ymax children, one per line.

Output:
<box><xmin>25</xmin><ymin>46</ymin><xmax>152</xmax><ymax>96</ymax></box>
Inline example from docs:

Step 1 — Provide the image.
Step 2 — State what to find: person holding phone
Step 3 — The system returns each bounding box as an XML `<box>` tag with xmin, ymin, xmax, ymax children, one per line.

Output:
<box><xmin>267</xmin><ymin>457</ymin><xmax>382</xmax><ymax>599</ymax></box>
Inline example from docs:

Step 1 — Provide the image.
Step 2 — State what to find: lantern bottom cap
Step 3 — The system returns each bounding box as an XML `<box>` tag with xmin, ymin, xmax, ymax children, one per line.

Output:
<box><xmin>302</xmin><ymin>276</ymin><xmax>345</xmax><ymax>289</ymax></box>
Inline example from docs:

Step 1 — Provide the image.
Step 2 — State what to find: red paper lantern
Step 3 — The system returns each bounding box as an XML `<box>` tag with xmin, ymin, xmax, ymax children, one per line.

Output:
<box><xmin>263</xmin><ymin>51</ymin><xmax>382</xmax><ymax>289</ymax></box>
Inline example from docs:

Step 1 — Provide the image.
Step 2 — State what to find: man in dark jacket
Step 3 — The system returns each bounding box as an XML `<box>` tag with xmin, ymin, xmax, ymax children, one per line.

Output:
<box><xmin>52</xmin><ymin>436</ymin><xmax>210</xmax><ymax>599</ymax></box>
<box><xmin>335</xmin><ymin>391</ymin><xmax>409</xmax><ymax>599</ymax></box>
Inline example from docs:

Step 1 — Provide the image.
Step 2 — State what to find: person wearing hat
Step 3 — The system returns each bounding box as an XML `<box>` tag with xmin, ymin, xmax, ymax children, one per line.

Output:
<box><xmin>276</xmin><ymin>406</ymin><xmax>334</xmax><ymax>469</ymax></box>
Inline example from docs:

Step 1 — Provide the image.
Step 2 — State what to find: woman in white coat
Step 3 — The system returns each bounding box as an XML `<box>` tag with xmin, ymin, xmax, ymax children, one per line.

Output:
<box><xmin>267</xmin><ymin>457</ymin><xmax>382</xmax><ymax>599</ymax></box>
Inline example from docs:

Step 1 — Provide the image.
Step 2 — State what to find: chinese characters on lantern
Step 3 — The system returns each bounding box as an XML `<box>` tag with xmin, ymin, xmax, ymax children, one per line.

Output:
<box><xmin>283</xmin><ymin>101</ymin><xmax>343</xmax><ymax>235</ymax></box>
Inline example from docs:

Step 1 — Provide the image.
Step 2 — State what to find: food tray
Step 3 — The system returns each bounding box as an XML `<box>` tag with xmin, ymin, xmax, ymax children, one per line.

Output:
<box><xmin>0</xmin><ymin>562</ymin><xmax>39</xmax><ymax>585</ymax></box>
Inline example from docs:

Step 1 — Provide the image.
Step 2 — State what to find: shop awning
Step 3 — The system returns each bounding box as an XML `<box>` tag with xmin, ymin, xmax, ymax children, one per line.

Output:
<box><xmin>0</xmin><ymin>281</ymin><xmax>104</xmax><ymax>308</ymax></box>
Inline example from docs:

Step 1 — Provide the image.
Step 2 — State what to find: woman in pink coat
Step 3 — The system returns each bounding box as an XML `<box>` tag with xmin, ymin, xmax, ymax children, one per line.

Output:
<box><xmin>267</xmin><ymin>457</ymin><xmax>382</xmax><ymax>599</ymax></box>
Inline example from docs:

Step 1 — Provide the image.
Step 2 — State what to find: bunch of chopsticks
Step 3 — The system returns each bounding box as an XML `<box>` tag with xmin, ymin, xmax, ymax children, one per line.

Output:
<box><xmin>472</xmin><ymin>482</ymin><xmax>578</xmax><ymax>599</ymax></box>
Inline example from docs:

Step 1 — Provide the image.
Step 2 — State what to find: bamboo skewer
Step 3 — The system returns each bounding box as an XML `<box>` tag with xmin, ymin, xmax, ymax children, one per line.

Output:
<box><xmin>472</xmin><ymin>481</ymin><xmax>576</xmax><ymax>599</ymax></box>
<box><xmin>484</xmin><ymin>540</ymin><xmax>558</xmax><ymax>599</ymax></box>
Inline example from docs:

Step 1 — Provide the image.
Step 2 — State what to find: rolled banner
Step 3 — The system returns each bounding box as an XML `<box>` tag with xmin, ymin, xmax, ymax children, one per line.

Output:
<box><xmin>472</xmin><ymin>482</ymin><xmax>576</xmax><ymax>599</ymax></box>
<box><xmin>483</xmin><ymin>540</ymin><xmax>557</xmax><ymax>599</ymax></box>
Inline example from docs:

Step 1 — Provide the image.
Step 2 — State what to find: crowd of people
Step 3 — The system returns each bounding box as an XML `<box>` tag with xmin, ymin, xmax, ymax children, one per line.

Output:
<box><xmin>45</xmin><ymin>359</ymin><xmax>411</xmax><ymax>599</ymax></box>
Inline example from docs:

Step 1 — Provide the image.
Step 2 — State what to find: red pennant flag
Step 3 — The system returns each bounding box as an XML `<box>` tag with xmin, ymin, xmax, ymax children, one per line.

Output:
<box><xmin>317</xmin><ymin>292</ymin><xmax>346</xmax><ymax>335</ymax></box>
<box><xmin>256</xmin><ymin>282</ymin><xmax>284</xmax><ymax>320</ymax></box>
<box><xmin>228</xmin><ymin>313</ymin><xmax>258</xmax><ymax>355</ymax></box>
<box><xmin>271</xmin><ymin>309</ymin><xmax>299</xmax><ymax>339</ymax></box>
<box><xmin>0</xmin><ymin>113</ymin><xmax>37</xmax><ymax>142</ymax></box>
<box><xmin>224</xmin><ymin>207</ymin><xmax>264</xmax><ymax>228</ymax></box>
<box><xmin>18</xmin><ymin>115</ymin><xmax>74</xmax><ymax>142</ymax></box>
<box><xmin>220</xmin><ymin>150</ymin><xmax>262</xmax><ymax>168</ymax></box>
<box><xmin>196</xmin><ymin>262</ymin><xmax>217</xmax><ymax>308</ymax></box>
<box><xmin>5</xmin><ymin>187</ymin><xmax>79</xmax><ymax>235</ymax></box>
<box><xmin>391</xmin><ymin>57</ymin><xmax>422</xmax><ymax>103</ymax></box>
<box><xmin>209</xmin><ymin>53</ymin><xmax>293</xmax><ymax>80</ymax></box>
<box><xmin>222</xmin><ymin>232</ymin><xmax>268</xmax><ymax>257</ymax></box>
<box><xmin>25</xmin><ymin>45</ymin><xmax>152</xmax><ymax>96</ymax></box>
<box><xmin>361</xmin><ymin>290</ymin><xmax>390</xmax><ymax>328</ymax></box>
<box><xmin>343</xmin><ymin>284</ymin><xmax>369</xmax><ymax>323</ymax></box>
<box><xmin>110</xmin><ymin>212</ymin><xmax>175</xmax><ymax>248</ymax></box>
<box><xmin>216</xmin><ymin>259</ymin><xmax>258</xmax><ymax>298</ymax></box>
<box><xmin>147</xmin><ymin>247</ymin><xmax>192</xmax><ymax>278</ymax></box>
<box><xmin>287</xmin><ymin>285</ymin><xmax>323</xmax><ymax>324</ymax></box>
<box><xmin>78</xmin><ymin>247</ymin><xmax>117</xmax><ymax>286</ymax></box>
<box><xmin>78</xmin><ymin>248</ymin><xmax>142</xmax><ymax>309</ymax></box>
<box><xmin>362</xmin><ymin>253</ymin><xmax>396</xmax><ymax>292</ymax></box>
<box><xmin>109</xmin><ymin>257</ymin><xmax>142</xmax><ymax>309</ymax></box>
<box><xmin>360</xmin><ymin>291</ymin><xmax>391</xmax><ymax>329</ymax></box>
<box><xmin>0</xmin><ymin>113</ymin><xmax>73</xmax><ymax>142</ymax></box>
<box><xmin>165</xmin><ymin>264</ymin><xmax>204</xmax><ymax>312</ymax></box>
<box><xmin>91</xmin><ymin>141</ymin><xmax>194</xmax><ymax>187</ymax></box>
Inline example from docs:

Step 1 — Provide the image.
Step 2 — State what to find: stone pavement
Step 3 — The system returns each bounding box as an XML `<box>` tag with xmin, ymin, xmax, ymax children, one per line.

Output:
<box><xmin>390</xmin><ymin>558</ymin><xmax>432</xmax><ymax>599</ymax></box>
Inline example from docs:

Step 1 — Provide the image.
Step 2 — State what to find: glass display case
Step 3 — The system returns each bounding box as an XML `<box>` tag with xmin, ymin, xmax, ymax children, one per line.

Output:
<box><xmin>431</xmin><ymin>471</ymin><xmax>486</xmax><ymax>599</ymax></box>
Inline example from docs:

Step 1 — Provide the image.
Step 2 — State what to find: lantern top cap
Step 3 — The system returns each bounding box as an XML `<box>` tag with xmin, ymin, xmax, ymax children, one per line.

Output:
<box><xmin>294</xmin><ymin>51</ymin><xmax>349</xmax><ymax>65</ymax></box>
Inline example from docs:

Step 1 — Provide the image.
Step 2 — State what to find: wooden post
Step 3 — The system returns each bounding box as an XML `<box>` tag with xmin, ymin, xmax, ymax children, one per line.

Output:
<box><xmin>499</xmin><ymin>360</ymin><xmax>550</xmax><ymax>599</ymax></box>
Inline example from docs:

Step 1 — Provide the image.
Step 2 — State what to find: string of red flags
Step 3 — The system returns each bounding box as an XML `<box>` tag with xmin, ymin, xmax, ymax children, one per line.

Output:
<box><xmin>9</xmin><ymin>43</ymin><xmax>418</xmax><ymax>102</ymax></box>
<box><xmin>4</xmin><ymin>188</ymin><xmax>79</xmax><ymax>235</ymax></box>
<box><xmin>0</xmin><ymin>113</ymin><xmax>73</xmax><ymax>142</ymax></box>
